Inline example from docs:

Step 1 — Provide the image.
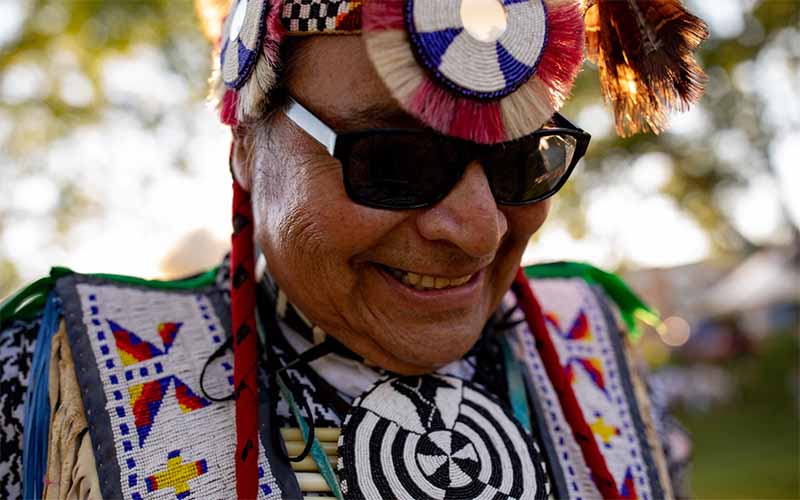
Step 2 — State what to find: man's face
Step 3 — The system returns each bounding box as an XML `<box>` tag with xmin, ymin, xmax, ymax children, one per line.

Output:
<box><xmin>236</xmin><ymin>36</ymin><xmax>550</xmax><ymax>374</ymax></box>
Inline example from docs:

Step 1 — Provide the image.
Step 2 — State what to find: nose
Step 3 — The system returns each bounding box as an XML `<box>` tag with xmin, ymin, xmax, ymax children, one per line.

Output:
<box><xmin>415</xmin><ymin>162</ymin><xmax>508</xmax><ymax>259</ymax></box>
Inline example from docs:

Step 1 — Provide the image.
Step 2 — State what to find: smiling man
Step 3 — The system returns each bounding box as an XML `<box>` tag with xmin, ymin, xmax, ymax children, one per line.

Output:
<box><xmin>1</xmin><ymin>0</ymin><xmax>705</xmax><ymax>499</ymax></box>
<box><xmin>239</xmin><ymin>36</ymin><xmax>561</xmax><ymax>375</ymax></box>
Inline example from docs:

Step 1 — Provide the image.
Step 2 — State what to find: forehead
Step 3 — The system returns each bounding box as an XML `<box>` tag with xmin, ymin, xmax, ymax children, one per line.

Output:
<box><xmin>284</xmin><ymin>35</ymin><xmax>416</xmax><ymax>130</ymax></box>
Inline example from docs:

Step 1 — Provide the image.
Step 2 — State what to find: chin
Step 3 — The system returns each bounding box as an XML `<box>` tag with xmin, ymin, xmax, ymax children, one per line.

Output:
<box><xmin>386</xmin><ymin>320</ymin><xmax>484</xmax><ymax>373</ymax></box>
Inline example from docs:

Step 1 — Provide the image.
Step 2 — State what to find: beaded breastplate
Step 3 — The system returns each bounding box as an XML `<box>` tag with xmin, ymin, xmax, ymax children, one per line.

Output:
<box><xmin>52</xmin><ymin>268</ymin><xmax>669</xmax><ymax>499</ymax></box>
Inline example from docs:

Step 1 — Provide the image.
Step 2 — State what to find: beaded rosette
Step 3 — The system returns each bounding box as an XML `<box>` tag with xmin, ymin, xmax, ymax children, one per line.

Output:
<box><xmin>212</xmin><ymin>0</ymin><xmax>286</xmax><ymax>125</ymax></box>
<box><xmin>337</xmin><ymin>375</ymin><xmax>548</xmax><ymax>499</ymax></box>
<box><xmin>210</xmin><ymin>0</ymin><xmax>584</xmax><ymax>144</ymax></box>
<box><xmin>362</xmin><ymin>0</ymin><xmax>584</xmax><ymax>143</ymax></box>
<box><xmin>220</xmin><ymin>0</ymin><xmax>269</xmax><ymax>89</ymax></box>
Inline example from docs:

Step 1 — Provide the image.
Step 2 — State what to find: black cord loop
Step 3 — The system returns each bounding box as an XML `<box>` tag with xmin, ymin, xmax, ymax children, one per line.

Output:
<box><xmin>199</xmin><ymin>336</ymin><xmax>236</xmax><ymax>402</ymax></box>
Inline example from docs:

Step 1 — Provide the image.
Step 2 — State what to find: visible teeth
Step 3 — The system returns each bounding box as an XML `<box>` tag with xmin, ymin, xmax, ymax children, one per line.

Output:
<box><xmin>385</xmin><ymin>266</ymin><xmax>473</xmax><ymax>291</ymax></box>
<box><xmin>451</xmin><ymin>275</ymin><xmax>471</xmax><ymax>286</ymax></box>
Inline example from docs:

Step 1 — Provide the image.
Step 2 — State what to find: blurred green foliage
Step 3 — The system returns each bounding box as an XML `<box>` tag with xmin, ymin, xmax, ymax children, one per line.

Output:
<box><xmin>1</xmin><ymin>0</ymin><xmax>209</xmax><ymax>297</ymax></box>
<box><xmin>559</xmin><ymin>1</ymin><xmax>800</xmax><ymax>265</ymax></box>
<box><xmin>1</xmin><ymin>0</ymin><xmax>205</xmax><ymax>150</ymax></box>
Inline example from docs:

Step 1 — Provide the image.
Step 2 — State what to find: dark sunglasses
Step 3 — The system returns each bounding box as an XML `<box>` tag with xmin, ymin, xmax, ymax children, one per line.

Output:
<box><xmin>284</xmin><ymin>97</ymin><xmax>591</xmax><ymax>210</ymax></box>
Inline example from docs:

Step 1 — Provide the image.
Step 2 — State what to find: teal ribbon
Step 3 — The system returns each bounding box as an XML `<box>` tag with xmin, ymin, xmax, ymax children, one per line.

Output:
<box><xmin>254</xmin><ymin>304</ymin><xmax>343</xmax><ymax>499</ymax></box>
<box><xmin>501</xmin><ymin>334</ymin><xmax>532</xmax><ymax>433</ymax></box>
<box><xmin>275</xmin><ymin>374</ymin><xmax>343</xmax><ymax>499</ymax></box>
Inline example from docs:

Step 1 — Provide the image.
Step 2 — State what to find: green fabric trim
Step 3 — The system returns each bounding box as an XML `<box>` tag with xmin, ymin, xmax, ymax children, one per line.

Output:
<box><xmin>1</xmin><ymin>266</ymin><xmax>220</xmax><ymax>330</ymax></box>
<box><xmin>0</xmin><ymin>277</ymin><xmax>52</xmax><ymax>327</ymax></box>
<box><xmin>49</xmin><ymin>266</ymin><xmax>220</xmax><ymax>290</ymax></box>
<box><xmin>523</xmin><ymin>261</ymin><xmax>660</xmax><ymax>340</ymax></box>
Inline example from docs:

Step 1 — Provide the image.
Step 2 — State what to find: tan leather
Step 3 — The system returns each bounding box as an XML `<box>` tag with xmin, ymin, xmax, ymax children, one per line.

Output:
<box><xmin>43</xmin><ymin>323</ymin><xmax>102</xmax><ymax>500</ymax></box>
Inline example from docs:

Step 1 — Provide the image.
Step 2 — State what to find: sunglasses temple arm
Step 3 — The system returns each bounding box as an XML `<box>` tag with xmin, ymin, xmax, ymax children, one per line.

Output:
<box><xmin>285</xmin><ymin>97</ymin><xmax>337</xmax><ymax>155</ymax></box>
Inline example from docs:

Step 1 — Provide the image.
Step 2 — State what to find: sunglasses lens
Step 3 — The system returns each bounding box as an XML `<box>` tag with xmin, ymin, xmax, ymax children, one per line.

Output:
<box><xmin>345</xmin><ymin>133</ymin><xmax>463</xmax><ymax>208</ymax></box>
<box><xmin>486</xmin><ymin>133</ymin><xmax>577</xmax><ymax>203</ymax></box>
<box><xmin>341</xmin><ymin>130</ymin><xmax>579</xmax><ymax>209</ymax></box>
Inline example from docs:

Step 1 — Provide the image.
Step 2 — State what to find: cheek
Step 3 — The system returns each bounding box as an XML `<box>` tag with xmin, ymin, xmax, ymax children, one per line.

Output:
<box><xmin>251</xmin><ymin>150</ymin><xmax>405</xmax><ymax>277</ymax></box>
<box><xmin>253</xmin><ymin>161</ymin><xmax>335</xmax><ymax>273</ymax></box>
<box><xmin>483</xmin><ymin>200</ymin><xmax>550</xmax><ymax>312</ymax></box>
<box><xmin>504</xmin><ymin>199</ymin><xmax>551</xmax><ymax>243</ymax></box>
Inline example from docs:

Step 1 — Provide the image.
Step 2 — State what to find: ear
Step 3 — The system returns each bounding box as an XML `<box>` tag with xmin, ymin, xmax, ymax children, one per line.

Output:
<box><xmin>231</xmin><ymin>125</ymin><xmax>254</xmax><ymax>192</ymax></box>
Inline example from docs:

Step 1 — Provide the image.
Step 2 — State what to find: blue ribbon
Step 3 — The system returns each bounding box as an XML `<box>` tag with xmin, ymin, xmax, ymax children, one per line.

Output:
<box><xmin>22</xmin><ymin>293</ymin><xmax>61</xmax><ymax>499</ymax></box>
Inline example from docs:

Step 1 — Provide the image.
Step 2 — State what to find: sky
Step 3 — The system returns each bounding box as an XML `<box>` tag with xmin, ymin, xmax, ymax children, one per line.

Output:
<box><xmin>1</xmin><ymin>0</ymin><xmax>798</xmax><ymax>287</ymax></box>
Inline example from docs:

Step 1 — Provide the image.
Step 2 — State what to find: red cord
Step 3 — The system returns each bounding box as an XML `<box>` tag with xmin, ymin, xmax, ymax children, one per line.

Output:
<box><xmin>232</xmin><ymin>179</ymin><xmax>259</xmax><ymax>499</ymax></box>
<box><xmin>513</xmin><ymin>268</ymin><xmax>620</xmax><ymax>499</ymax></box>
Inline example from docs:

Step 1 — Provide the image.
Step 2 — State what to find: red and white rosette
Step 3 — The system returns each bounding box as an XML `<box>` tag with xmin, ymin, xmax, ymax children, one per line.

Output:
<box><xmin>363</xmin><ymin>0</ymin><xmax>584</xmax><ymax>144</ymax></box>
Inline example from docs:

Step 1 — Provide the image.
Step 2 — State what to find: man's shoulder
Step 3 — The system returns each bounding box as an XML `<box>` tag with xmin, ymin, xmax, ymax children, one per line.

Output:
<box><xmin>1</xmin><ymin>264</ymin><xmax>230</xmax><ymax>365</ymax></box>
<box><xmin>0</xmin><ymin>302</ymin><xmax>40</xmax><ymax>499</ymax></box>
<box><xmin>0</xmin><ymin>272</ymin><xmax>55</xmax><ymax>499</ymax></box>
<box><xmin>516</xmin><ymin>262</ymin><xmax>677</xmax><ymax>498</ymax></box>
<box><xmin>0</xmin><ymin>263</ymin><xmax>232</xmax><ymax>499</ymax></box>
<box><xmin>1</xmin><ymin>265</ymin><xmax>227</xmax><ymax>330</ymax></box>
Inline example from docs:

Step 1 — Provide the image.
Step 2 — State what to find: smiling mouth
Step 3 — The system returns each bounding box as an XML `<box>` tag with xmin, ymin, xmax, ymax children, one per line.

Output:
<box><xmin>377</xmin><ymin>264</ymin><xmax>475</xmax><ymax>291</ymax></box>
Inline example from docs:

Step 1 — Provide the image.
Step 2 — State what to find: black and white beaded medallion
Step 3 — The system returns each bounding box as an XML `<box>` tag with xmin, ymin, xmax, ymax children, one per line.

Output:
<box><xmin>338</xmin><ymin>374</ymin><xmax>547</xmax><ymax>500</ymax></box>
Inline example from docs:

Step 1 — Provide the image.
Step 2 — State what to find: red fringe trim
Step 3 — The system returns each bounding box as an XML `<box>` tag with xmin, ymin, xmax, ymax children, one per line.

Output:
<box><xmin>408</xmin><ymin>78</ymin><xmax>456</xmax><ymax>134</ymax></box>
<box><xmin>536</xmin><ymin>2</ymin><xmax>585</xmax><ymax>97</ymax></box>
<box><xmin>512</xmin><ymin>269</ymin><xmax>620</xmax><ymax>499</ymax></box>
<box><xmin>450</xmin><ymin>100</ymin><xmax>506</xmax><ymax>145</ymax></box>
<box><xmin>221</xmin><ymin>90</ymin><xmax>239</xmax><ymax>126</ymax></box>
<box><xmin>409</xmin><ymin>78</ymin><xmax>508</xmax><ymax>144</ymax></box>
<box><xmin>363</xmin><ymin>0</ymin><xmax>406</xmax><ymax>31</ymax></box>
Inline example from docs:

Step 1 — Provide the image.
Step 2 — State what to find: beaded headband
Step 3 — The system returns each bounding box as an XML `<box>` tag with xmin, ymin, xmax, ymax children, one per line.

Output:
<box><xmin>198</xmin><ymin>0</ymin><xmax>708</xmax><ymax>141</ymax></box>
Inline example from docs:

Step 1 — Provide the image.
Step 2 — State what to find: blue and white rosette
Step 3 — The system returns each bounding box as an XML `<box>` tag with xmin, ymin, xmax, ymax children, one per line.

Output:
<box><xmin>405</xmin><ymin>0</ymin><xmax>549</xmax><ymax>99</ymax></box>
<box><xmin>221</xmin><ymin>0</ymin><xmax>270</xmax><ymax>89</ymax></box>
<box><xmin>365</xmin><ymin>0</ymin><xmax>583</xmax><ymax>143</ymax></box>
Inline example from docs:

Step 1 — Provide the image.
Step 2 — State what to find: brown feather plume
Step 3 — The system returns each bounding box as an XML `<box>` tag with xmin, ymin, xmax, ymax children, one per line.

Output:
<box><xmin>585</xmin><ymin>0</ymin><xmax>709</xmax><ymax>137</ymax></box>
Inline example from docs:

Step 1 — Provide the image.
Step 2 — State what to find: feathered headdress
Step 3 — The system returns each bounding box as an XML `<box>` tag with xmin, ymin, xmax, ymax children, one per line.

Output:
<box><xmin>197</xmin><ymin>0</ymin><xmax>708</xmax><ymax>140</ymax></box>
<box><xmin>202</xmin><ymin>0</ymin><xmax>587</xmax><ymax>143</ymax></box>
<box><xmin>584</xmin><ymin>0</ymin><xmax>709</xmax><ymax>136</ymax></box>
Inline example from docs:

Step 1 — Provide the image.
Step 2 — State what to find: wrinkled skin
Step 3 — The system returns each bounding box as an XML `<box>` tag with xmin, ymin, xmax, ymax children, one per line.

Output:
<box><xmin>233</xmin><ymin>36</ymin><xmax>550</xmax><ymax>375</ymax></box>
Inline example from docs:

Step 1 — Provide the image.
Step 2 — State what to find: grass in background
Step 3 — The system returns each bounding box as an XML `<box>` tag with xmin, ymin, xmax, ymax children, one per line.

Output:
<box><xmin>676</xmin><ymin>333</ymin><xmax>799</xmax><ymax>499</ymax></box>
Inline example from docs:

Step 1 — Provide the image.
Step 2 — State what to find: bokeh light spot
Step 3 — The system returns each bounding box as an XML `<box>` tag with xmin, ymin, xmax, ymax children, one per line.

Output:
<box><xmin>660</xmin><ymin>316</ymin><xmax>691</xmax><ymax>347</ymax></box>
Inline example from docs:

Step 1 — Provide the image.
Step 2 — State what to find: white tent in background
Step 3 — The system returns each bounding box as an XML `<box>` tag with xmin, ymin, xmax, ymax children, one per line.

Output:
<box><xmin>699</xmin><ymin>247</ymin><xmax>800</xmax><ymax>317</ymax></box>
